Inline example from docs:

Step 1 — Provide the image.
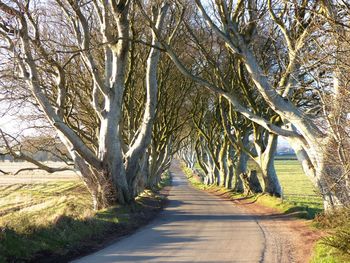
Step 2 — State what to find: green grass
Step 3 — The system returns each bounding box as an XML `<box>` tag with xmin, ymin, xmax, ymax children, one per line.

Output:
<box><xmin>0</xmin><ymin>181</ymin><xmax>125</xmax><ymax>262</ymax></box>
<box><xmin>311</xmin><ymin>208</ymin><xmax>350</xmax><ymax>263</ymax></box>
<box><xmin>311</xmin><ymin>242</ymin><xmax>349</xmax><ymax>263</ymax></box>
<box><xmin>274</xmin><ymin>154</ymin><xmax>298</xmax><ymax>160</ymax></box>
<box><xmin>182</xmin><ymin>166</ymin><xmax>209</xmax><ymax>191</ymax></box>
<box><xmin>0</xmin><ymin>172</ymin><xmax>171</xmax><ymax>262</ymax></box>
<box><xmin>248</xmin><ymin>159</ymin><xmax>323</xmax><ymax>218</ymax></box>
<box><xmin>274</xmin><ymin>160</ymin><xmax>323</xmax><ymax>217</ymax></box>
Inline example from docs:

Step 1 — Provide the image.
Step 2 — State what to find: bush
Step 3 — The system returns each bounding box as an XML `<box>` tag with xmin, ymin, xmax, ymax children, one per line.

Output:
<box><xmin>315</xmin><ymin>208</ymin><xmax>350</xmax><ymax>259</ymax></box>
<box><xmin>314</xmin><ymin>208</ymin><xmax>350</xmax><ymax>229</ymax></box>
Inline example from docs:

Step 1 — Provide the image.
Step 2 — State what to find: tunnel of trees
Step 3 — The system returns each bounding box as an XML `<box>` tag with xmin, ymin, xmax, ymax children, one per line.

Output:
<box><xmin>0</xmin><ymin>0</ymin><xmax>349</xmax><ymax>210</ymax></box>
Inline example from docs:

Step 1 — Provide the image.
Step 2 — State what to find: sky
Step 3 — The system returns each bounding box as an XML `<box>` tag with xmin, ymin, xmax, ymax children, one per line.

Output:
<box><xmin>0</xmin><ymin>115</ymin><xmax>18</xmax><ymax>133</ymax></box>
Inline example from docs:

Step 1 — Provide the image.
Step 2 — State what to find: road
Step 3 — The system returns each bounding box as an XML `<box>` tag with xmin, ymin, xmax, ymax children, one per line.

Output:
<box><xmin>73</xmin><ymin>163</ymin><xmax>288</xmax><ymax>263</ymax></box>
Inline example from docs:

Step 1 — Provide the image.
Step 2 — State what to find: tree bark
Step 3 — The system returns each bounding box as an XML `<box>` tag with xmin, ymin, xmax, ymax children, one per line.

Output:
<box><xmin>225</xmin><ymin>145</ymin><xmax>235</xmax><ymax>189</ymax></box>
<box><xmin>254</xmin><ymin>133</ymin><xmax>282</xmax><ymax>197</ymax></box>
<box><xmin>234</xmin><ymin>150</ymin><xmax>246</xmax><ymax>193</ymax></box>
<box><xmin>125</xmin><ymin>4</ymin><xmax>169</xmax><ymax>191</ymax></box>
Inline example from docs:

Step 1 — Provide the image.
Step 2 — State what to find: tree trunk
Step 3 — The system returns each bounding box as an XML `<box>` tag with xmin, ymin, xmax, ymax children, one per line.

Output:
<box><xmin>255</xmin><ymin>134</ymin><xmax>282</xmax><ymax>197</ymax></box>
<box><xmin>99</xmin><ymin>115</ymin><xmax>132</xmax><ymax>205</ymax></box>
<box><xmin>241</xmin><ymin>170</ymin><xmax>263</xmax><ymax>194</ymax></box>
<box><xmin>124</xmin><ymin>5</ymin><xmax>169</xmax><ymax>192</ymax></box>
<box><xmin>248</xmin><ymin>170</ymin><xmax>263</xmax><ymax>193</ymax></box>
<box><xmin>147</xmin><ymin>140</ymin><xmax>172</xmax><ymax>190</ymax></box>
<box><xmin>234</xmin><ymin>150</ymin><xmax>246</xmax><ymax>193</ymax></box>
<box><xmin>182</xmin><ymin>147</ymin><xmax>196</xmax><ymax>169</ymax></box>
<box><xmin>195</xmin><ymin>141</ymin><xmax>209</xmax><ymax>175</ymax></box>
<box><xmin>260</xmin><ymin>157</ymin><xmax>281</xmax><ymax>197</ymax></box>
<box><xmin>132</xmin><ymin>150</ymin><xmax>150</xmax><ymax>196</ymax></box>
<box><xmin>225</xmin><ymin>145</ymin><xmax>235</xmax><ymax>189</ymax></box>
<box><xmin>218</xmin><ymin>140</ymin><xmax>228</xmax><ymax>187</ymax></box>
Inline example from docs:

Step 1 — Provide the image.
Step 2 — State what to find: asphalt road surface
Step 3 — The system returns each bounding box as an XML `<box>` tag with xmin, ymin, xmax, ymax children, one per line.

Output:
<box><xmin>73</xmin><ymin>163</ymin><xmax>281</xmax><ymax>263</ymax></box>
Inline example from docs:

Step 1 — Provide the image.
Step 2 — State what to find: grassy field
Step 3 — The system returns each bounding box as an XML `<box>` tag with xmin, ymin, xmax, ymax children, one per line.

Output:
<box><xmin>0</xmin><ymin>162</ymin><xmax>79</xmax><ymax>186</ymax></box>
<box><xmin>274</xmin><ymin>154</ymin><xmax>298</xmax><ymax>160</ymax></box>
<box><xmin>270</xmin><ymin>160</ymin><xmax>323</xmax><ymax>213</ymax></box>
<box><xmin>244</xmin><ymin>159</ymin><xmax>323</xmax><ymax>217</ymax></box>
<box><xmin>0</xmin><ymin>181</ymin><xmax>97</xmax><ymax>262</ymax></box>
<box><xmin>0</xmin><ymin>162</ymin><xmax>170</xmax><ymax>262</ymax></box>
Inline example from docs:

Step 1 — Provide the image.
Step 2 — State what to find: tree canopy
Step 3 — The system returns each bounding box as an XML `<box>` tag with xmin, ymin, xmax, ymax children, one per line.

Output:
<box><xmin>0</xmin><ymin>0</ymin><xmax>349</xmax><ymax>210</ymax></box>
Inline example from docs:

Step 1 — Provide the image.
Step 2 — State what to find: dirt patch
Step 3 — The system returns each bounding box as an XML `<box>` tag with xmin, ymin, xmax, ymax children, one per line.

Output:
<box><xmin>28</xmin><ymin>185</ymin><xmax>171</xmax><ymax>263</ymax></box>
<box><xmin>207</xmin><ymin>188</ymin><xmax>323</xmax><ymax>263</ymax></box>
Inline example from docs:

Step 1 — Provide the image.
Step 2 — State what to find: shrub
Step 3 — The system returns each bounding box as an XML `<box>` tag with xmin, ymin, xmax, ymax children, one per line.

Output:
<box><xmin>315</xmin><ymin>208</ymin><xmax>350</xmax><ymax>259</ymax></box>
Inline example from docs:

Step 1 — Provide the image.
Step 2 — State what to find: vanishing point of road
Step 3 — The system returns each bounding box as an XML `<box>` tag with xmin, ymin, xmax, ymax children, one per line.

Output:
<box><xmin>73</xmin><ymin>162</ymin><xmax>292</xmax><ymax>263</ymax></box>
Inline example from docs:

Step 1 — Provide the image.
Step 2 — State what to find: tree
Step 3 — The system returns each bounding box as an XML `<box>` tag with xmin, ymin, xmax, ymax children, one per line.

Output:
<box><xmin>147</xmin><ymin>0</ymin><xmax>350</xmax><ymax>209</ymax></box>
<box><xmin>0</xmin><ymin>0</ymin><xmax>169</xmax><ymax>209</ymax></box>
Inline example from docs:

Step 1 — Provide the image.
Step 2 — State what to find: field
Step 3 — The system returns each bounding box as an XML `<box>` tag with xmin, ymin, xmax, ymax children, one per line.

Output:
<box><xmin>0</xmin><ymin>162</ymin><xmax>168</xmax><ymax>262</ymax></box>
<box><xmin>0</xmin><ymin>162</ymin><xmax>81</xmax><ymax>218</ymax></box>
<box><xmin>0</xmin><ymin>161</ymin><xmax>79</xmax><ymax>185</ymax></box>
<box><xmin>0</xmin><ymin>163</ymin><xmax>94</xmax><ymax>261</ymax></box>
<box><xmin>273</xmin><ymin>160</ymin><xmax>323</xmax><ymax>209</ymax></box>
<box><xmin>246</xmin><ymin>159</ymin><xmax>323</xmax><ymax>214</ymax></box>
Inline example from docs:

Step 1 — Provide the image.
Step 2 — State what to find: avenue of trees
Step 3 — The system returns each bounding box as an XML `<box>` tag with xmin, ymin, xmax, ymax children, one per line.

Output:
<box><xmin>0</xmin><ymin>0</ymin><xmax>349</xmax><ymax>210</ymax></box>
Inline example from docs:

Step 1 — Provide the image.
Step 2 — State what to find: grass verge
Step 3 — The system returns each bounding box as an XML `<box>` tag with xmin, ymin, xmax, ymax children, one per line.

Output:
<box><xmin>310</xmin><ymin>243</ymin><xmax>345</xmax><ymax>263</ymax></box>
<box><xmin>311</xmin><ymin>209</ymin><xmax>350</xmax><ymax>263</ymax></box>
<box><xmin>0</xmin><ymin>172</ymin><xmax>171</xmax><ymax>263</ymax></box>
<box><xmin>183</xmin><ymin>164</ymin><xmax>321</xmax><ymax>219</ymax></box>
